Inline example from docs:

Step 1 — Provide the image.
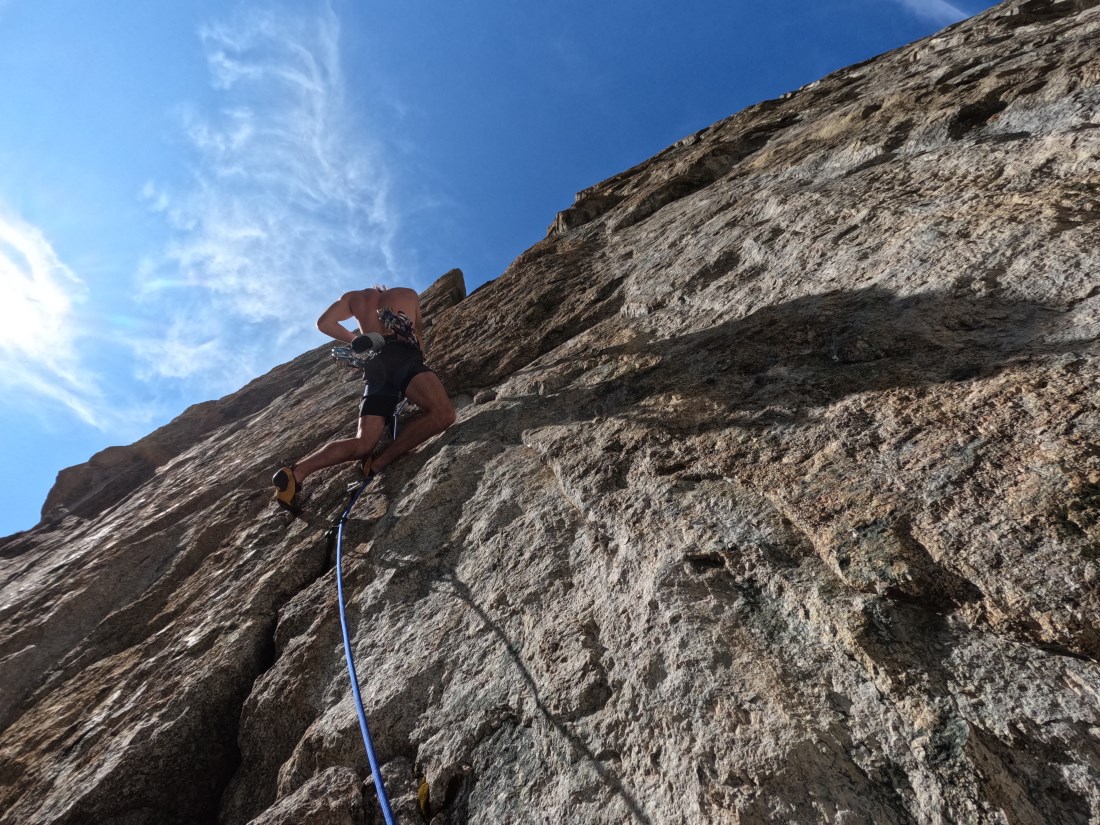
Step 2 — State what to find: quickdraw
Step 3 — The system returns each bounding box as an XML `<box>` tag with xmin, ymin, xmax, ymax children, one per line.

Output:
<box><xmin>378</xmin><ymin>307</ymin><xmax>419</xmax><ymax>347</ymax></box>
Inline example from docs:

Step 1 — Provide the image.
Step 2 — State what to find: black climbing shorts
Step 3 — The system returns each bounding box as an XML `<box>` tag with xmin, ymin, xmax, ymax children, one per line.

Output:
<box><xmin>359</xmin><ymin>339</ymin><xmax>433</xmax><ymax>418</ymax></box>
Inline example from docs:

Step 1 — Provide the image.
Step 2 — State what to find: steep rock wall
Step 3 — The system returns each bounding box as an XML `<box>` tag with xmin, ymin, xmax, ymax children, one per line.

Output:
<box><xmin>2</xmin><ymin>2</ymin><xmax>1099</xmax><ymax>824</ymax></box>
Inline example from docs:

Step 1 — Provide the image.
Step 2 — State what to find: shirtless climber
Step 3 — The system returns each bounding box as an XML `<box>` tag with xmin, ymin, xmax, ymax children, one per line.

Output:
<box><xmin>272</xmin><ymin>285</ymin><xmax>456</xmax><ymax>513</ymax></box>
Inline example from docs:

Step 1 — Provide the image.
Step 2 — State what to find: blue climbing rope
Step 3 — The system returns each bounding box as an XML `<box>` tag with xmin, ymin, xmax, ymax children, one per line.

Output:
<box><xmin>332</xmin><ymin>403</ymin><xmax>405</xmax><ymax>825</ymax></box>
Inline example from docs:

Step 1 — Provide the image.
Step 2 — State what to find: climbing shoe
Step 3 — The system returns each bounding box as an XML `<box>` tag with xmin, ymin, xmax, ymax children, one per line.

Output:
<box><xmin>359</xmin><ymin>456</ymin><xmax>375</xmax><ymax>480</ymax></box>
<box><xmin>272</xmin><ymin>466</ymin><xmax>301</xmax><ymax>514</ymax></box>
<box><xmin>360</xmin><ymin>456</ymin><xmax>393</xmax><ymax>488</ymax></box>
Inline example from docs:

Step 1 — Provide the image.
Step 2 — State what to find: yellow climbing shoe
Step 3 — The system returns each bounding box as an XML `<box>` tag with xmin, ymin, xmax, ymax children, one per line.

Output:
<box><xmin>272</xmin><ymin>466</ymin><xmax>300</xmax><ymax>514</ymax></box>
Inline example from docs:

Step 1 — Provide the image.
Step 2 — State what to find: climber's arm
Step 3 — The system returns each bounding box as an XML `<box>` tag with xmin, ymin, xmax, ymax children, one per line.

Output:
<box><xmin>316</xmin><ymin>294</ymin><xmax>359</xmax><ymax>344</ymax></box>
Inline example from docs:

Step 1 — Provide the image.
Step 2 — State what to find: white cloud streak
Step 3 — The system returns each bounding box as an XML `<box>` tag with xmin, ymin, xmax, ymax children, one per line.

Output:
<box><xmin>139</xmin><ymin>2</ymin><xmax>401</xmax><ymax>391</ymax></box>
<box><xmin>0</xmin><ymin>208</ymin><xmax>106</xmax><ymax>426</ymax></box>
<box><xmin>892</xmin><ymin>0</ymin><xmax>971</xmax><ymax>26</ymax></box>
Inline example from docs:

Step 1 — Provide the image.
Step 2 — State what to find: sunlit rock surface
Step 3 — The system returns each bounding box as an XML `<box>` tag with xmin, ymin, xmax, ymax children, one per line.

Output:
<box><xmin>2</xmin><ymin>1</ymin><xmax>1099</xmax><ymax>823</ymax></box>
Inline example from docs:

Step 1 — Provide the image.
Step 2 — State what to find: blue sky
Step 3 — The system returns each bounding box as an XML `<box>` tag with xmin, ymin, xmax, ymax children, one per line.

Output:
<box><xmin>0</xmin><ymin>0</ymin><xmax>997</xmax><ymax>536</ymax></box>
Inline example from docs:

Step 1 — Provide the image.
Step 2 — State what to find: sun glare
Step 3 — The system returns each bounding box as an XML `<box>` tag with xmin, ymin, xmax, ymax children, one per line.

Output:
<box><xmin>0</xmin><ymin>214</ymin><xmax>82</xmax><ymax>357</ymax></box>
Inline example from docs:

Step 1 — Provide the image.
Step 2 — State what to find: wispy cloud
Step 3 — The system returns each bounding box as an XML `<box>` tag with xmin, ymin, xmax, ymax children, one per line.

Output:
<box><xmin>0</xmin><ymin>207</ymin><xmax>108</xmax><ymax>426</ymax></box>
<box><xmin>138</xmin><ymin>2</ymin><xmax>401</xmax><ymax>391</ymax></box>
<box><xmin>892</xmin><ymin>0</ymin><xmax>971</xmax><ymax>26</ymax></box>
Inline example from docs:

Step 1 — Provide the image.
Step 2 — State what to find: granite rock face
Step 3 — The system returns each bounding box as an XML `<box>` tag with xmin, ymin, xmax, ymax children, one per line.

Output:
<box><xmin>2</xmin><ymin>2</ymin><xmax>1100</xmax><ymax>823</ymax></box>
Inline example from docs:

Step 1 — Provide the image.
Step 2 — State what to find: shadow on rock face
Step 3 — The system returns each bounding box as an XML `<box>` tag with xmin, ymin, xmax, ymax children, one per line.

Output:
<box><xmin>429</xmin><ymin>565</ymin><xmax>655</xmax><ymax>825</ymax></box>
<box><xmin>558</xmin><ymin>285</ymin><xmax>1092</xmax><ymax>433</ymax></box>
<box><xmin>851</xmin><ymin>596</ymin><xmax>1096</xmax><ymax>825</ymax></box>
<box><xmin>448</xmin><ymin>283</ymin><xmax>1098</xmax><ymax>662</ymax></box>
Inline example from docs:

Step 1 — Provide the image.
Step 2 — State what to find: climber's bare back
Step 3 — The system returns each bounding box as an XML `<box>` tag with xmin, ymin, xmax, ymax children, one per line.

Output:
<box><xmin>316</xmin><ymin>286</ymin><xmax>423</xmax><ymax>344</ymax></box>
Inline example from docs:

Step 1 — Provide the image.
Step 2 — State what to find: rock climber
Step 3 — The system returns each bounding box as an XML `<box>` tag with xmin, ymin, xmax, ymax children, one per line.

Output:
<box><xmin>272</xmin><ymin>285</ymin><xmax>456</xmax><ymax>513</ymax></box>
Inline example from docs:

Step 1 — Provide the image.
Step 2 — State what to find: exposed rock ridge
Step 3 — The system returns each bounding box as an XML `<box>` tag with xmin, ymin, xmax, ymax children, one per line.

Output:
<box><xmin>35</xmin><ymin>349</ymin><xmax>326</xmax><ymax>528</ymax></box>
<box><xmin>549</xmin><ymin>0</ymin><xmax>1099</xmax><ymax>238</ymax></box>
<box><xmin>2</xmin><ymin>2</ymin><xmax>1100</xmax><ymax>824</ymax></box>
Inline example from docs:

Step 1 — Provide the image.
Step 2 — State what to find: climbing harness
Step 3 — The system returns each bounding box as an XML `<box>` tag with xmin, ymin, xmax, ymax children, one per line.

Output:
<box><xmin>326</xmin><ymin>349</ymin><xmax>407</xmax><ymax>825</ymax></box>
